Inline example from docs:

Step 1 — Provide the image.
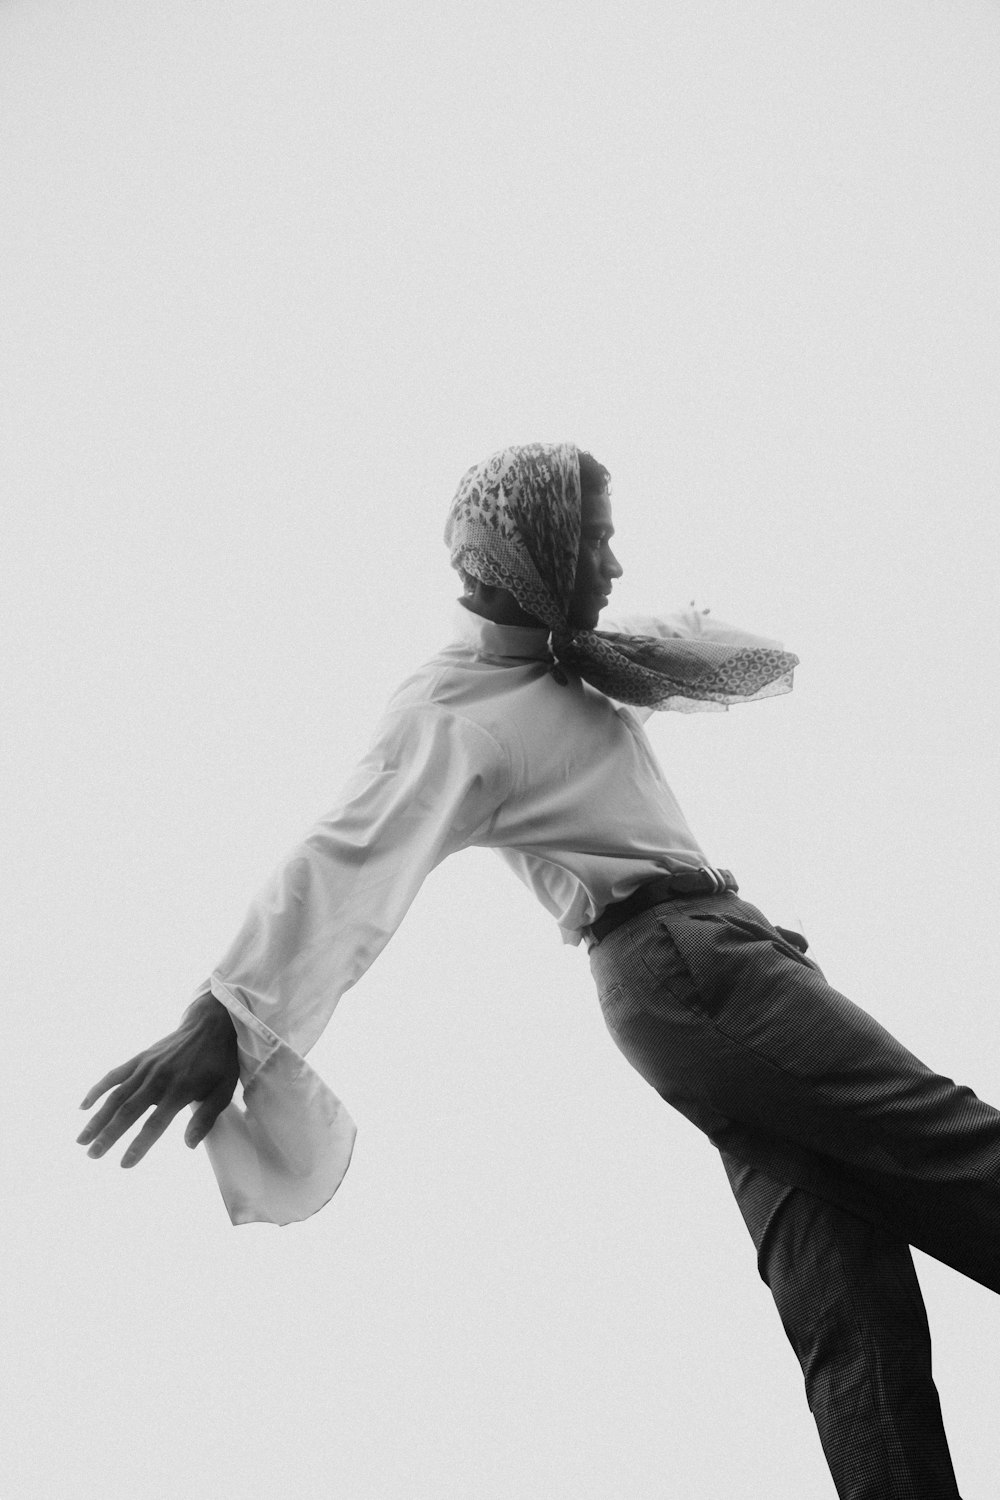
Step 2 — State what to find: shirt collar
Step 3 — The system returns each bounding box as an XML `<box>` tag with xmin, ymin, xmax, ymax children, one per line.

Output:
<box><xmin>452</xmin><ymin>602</ymin><xmax>552</xmax><ymax>663</ymax></box>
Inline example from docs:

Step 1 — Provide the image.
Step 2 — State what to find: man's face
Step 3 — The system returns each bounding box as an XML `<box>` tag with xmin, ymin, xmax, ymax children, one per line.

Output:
<box><xmin>567</xmin><ymin>487</ymin><xmax>623</xmax><ymax>629</ymax></box>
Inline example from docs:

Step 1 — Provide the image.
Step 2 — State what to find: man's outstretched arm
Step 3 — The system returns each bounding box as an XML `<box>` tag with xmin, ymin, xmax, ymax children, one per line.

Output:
<box><xmin>77</xmin><ymin>993</ymin><xmax>239</xmax><ymax>1167</ymax></box>
<box><xmin>76</xmin><ymin>703</ymin><xmax>510</xmax><ymax>1217</ymax></box>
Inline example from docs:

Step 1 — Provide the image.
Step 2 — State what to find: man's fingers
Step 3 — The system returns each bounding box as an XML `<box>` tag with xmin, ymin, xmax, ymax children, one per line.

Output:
<box><xmin>77</xmin><ymin>1077</ymin><xmax>146</xmax><ymax>1148</ymax></box>
<box><xmin>185</xmin><ymin>1081</ymin><xmax>236</xmax><ymax>1149</ymax></box>
<box><xmin>120</xmin><ymin>1101</ymin><xmax>186</xmax><ymax>1168</ymax></box>
<box><xmin>79</xmin><ymin>1055</ymin><xmax>145</xmax><ymax>1111</ymax></box>
<box><xmin>79</xmin><ymin>1083</ymin><xmax>158</xmax><ymax>1156</ymax></box>
<box><xmin>78</xmin><ymin>1016</ymin><xmax>238</xmax><ymax>1163</ymax></box>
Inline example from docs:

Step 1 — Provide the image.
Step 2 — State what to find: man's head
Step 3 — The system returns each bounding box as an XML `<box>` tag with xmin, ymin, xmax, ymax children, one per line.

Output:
<box><xmin>444</xmin><ymin>443</ymin><xmax>622</xmax><ymax>632</ymax></box>
<box><xmin>567</xmin><ymin>452</ymin><xmax>622</xmax><ymax>629</ymax></box>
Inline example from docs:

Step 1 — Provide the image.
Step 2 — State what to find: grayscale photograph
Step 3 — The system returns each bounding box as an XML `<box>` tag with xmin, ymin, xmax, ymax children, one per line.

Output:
<box><xmin>5</xmin><ymin>3</ymin><xmax>999</xmax><ymax>1497</ymax></box>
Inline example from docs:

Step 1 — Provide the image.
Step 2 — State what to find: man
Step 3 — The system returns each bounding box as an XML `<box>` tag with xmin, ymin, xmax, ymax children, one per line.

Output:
<box><xmin>80</xmin><ymin>442</ymin><xmax>996</xmax><ymax>1498</ymax></box>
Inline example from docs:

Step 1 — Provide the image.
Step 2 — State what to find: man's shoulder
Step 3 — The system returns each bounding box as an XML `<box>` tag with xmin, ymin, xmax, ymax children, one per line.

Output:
<box><xmin>384</xmin><ymin>638</ymin><xmax>472</xmax><ymax>713</ymax></box>
<box><xmin>375</xmin><ymin>642</ymin><xmax>497</xmax><ymax>738</ymax></box>
<box><xmin>381</xmin><ymin>636</ymin><xmax>549</xmax><ymax>773</ymax></box>
<box><xmin>366</xmin><ymin>670</ymin><xmax>511</xmax><ymax>793</ymax></box>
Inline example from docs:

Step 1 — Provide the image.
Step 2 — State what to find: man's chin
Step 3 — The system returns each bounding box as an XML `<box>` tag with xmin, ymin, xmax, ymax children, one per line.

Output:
<box><xmin>568</xmin><ymin>610</ymin><xmax>601</xmax><ymax>632</ymax></box>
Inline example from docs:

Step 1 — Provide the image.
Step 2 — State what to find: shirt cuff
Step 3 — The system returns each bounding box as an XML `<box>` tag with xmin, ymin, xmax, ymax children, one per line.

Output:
<box><xmin>197</xmin><ymin>975</ymin><xmax>357</xmax><ymax>1226</ymax></box>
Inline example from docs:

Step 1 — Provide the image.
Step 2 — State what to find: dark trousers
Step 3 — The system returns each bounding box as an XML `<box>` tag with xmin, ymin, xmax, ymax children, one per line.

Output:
<box><xmin>589</xmin><ymin>891</ymin><xmax>1000</xmax><ymax>1499</ymax></box>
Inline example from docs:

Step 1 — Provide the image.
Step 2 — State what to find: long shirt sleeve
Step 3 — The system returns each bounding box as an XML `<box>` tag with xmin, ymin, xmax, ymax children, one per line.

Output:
<box><xmin>200</xmin><ymin>703</ymin><xmax>509</xmax><ymax>1226</ymax></box>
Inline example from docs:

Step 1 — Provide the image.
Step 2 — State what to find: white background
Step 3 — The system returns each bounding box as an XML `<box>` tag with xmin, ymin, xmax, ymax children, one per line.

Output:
<box><xmin>4</xmin><ymin>2</ymin><xmax>1000</xmax><ymax>1496</ymax></box>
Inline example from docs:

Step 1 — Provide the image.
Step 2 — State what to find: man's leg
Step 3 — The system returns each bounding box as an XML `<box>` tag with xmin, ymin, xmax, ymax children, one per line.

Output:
<box><xmin>721</xmin><ymin>1152</ymin><xmax>962</xmax><ymax>1500</ymax></box>
<box><xmin>588</xmin><ymin>892</ymin><xmax>1000</xmax><ymax>1491</ymax></box>
<box><xmin>590</xmin><ymin>893</ymin><xmax>1000</xmax><ymax>1292</ymax></box>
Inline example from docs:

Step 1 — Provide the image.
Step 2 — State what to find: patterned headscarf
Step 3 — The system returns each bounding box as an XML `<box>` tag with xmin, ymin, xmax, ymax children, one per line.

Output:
<box><xmin>444</xmin><ymin>442</ymin><xmax>799</xmax><ymax>713</ymax></box>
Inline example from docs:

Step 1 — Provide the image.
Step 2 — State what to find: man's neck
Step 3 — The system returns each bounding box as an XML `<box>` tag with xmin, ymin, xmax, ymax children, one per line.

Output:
<box><xmin>460</xmin><ymin>585</ymin><xmax>546</xmax><ymax>629</ymax></box>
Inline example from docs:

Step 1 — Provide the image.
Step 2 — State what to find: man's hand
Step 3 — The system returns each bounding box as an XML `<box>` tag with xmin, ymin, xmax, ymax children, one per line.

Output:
<box><xmin>774</xmin><ymin>925</ymin><xmax>810</xmax><ymax>955</ymax></box>
<box><xmin>77</xmin><ymin>994</ymin><xmax>239</xmax><ymax>1168</ymax></box>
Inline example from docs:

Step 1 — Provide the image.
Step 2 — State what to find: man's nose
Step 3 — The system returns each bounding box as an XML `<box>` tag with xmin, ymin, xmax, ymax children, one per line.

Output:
<box><xmin>605</xmin><ymin>549</ymin><xmax>624</xmax><ymax>580</ymax></box>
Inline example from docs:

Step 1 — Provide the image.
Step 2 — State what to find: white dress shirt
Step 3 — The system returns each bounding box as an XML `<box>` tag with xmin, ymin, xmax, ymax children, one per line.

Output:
<box><xmin>197</xmin><ymin>604</ymin><xmax>782</xmax><ymax>1225</ymax></box>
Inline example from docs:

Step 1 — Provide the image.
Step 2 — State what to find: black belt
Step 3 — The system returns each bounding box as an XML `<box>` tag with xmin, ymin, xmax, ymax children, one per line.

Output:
<box><xmin>588</xmin><ymin>867</ymin><xmax>739</xmax><ymax>946</ymax></box>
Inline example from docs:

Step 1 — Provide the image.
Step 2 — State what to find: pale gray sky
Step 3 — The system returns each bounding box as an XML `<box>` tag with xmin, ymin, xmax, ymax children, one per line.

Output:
<box><xmin>5</xmin><ymin>2</ymin><xmax>1000</xmax><ymax>1496</ymax></box>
